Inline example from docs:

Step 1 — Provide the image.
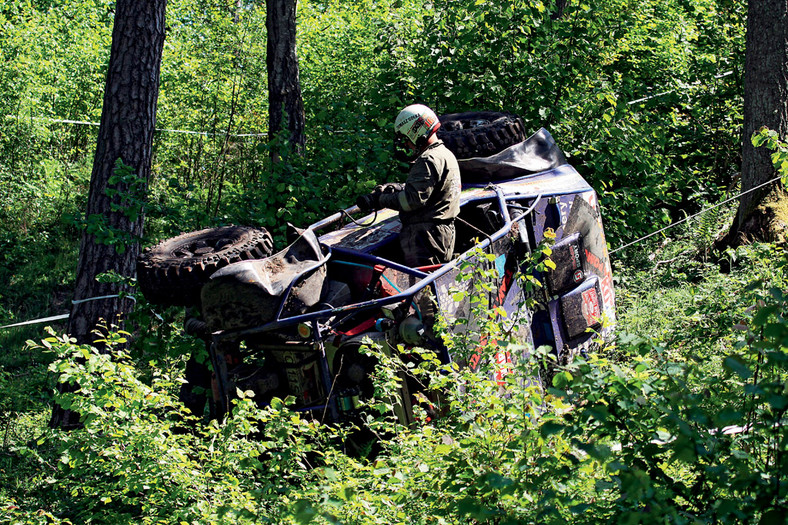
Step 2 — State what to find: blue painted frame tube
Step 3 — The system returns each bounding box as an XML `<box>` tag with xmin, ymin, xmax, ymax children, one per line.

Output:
<box><xmin>213</xmin><ymin>187</ymin><xmax>582</xmax><ymax>343</ymax></box>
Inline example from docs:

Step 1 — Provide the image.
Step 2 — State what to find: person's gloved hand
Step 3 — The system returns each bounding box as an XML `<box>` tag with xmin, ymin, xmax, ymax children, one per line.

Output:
<box><xmin>357</xmin><ymin>182</ymin><xmax>404</xmax><ymax>212</ymax></box>
<box><xmin>356</xmin><ymin>191</ymin><xmax>380</xmax><ymax>212</ymax></box>
<box><xmin>375</xmin><ymin>182</ymin><xmax>405</xmax><ymax>195</ymax></box>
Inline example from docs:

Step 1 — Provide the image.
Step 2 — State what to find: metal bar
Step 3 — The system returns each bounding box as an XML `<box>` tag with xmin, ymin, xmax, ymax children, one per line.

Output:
<box><xmin>209</xmin><ymin>340</ymin><xmax>230</xmax><ymax>422</ymax></box>
<box><xmin>329</xmin><ymin>246</ymin><xmax>428</xmax><ymax>277</ymax></box>
<box><xmin>308</xmin><ymin>205</ymin><xmax>360</xmax><ymax>232</ymax></box>
<box><xmin>313</xmin><ymin>319</ymin><xmax>339</xmax><ymax>422</ymax></box>
<box><xmin>213</xmin><ymin>186</ymin><xmax>554</xmax><ymax>342</ymax></box>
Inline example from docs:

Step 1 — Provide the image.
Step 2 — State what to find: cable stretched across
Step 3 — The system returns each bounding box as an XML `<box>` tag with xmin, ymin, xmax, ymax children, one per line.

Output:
<box><xmin>610</xmin><ymin>174</ymin><xmax>785</xmax><ymax>255</ymax></box>
<box><xmin>0</xmin><ymin>294</ymin><xmax>137</xmax><ymax>330</ymax></box>
<box><xmin>5</xmin><ymin>114</ymin><xmax>267</xmax><ymax>138</ymax></box>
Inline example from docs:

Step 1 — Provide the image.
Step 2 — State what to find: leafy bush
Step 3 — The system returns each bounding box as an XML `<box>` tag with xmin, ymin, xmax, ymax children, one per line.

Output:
<box><xmin>2</xmin><ymin>239</ymin><xmax>783</xmax><ymax>523</ymax></box>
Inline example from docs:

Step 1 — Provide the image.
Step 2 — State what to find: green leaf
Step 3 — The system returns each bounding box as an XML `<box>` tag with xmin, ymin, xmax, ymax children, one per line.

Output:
<box><xmin>767</xmin><ymin>394</ymin><xmax>788</xmax><ymax>411</ymax></box>
<box><xmin>293</xmin><ymin>500</ymin><xmax>317</xmax><ymax>524</ymax></box>
<box><xmin>760</xmin><ymin>509</ymin><xmax>786</xmax><ymax>525</ymax></box>
<box><xmin>752</xmin><ymin>305</ymin><xmax>778</xmax><ymax>326</ymax></box>
<box><xmin>670</xmin><ymin>436</ymin><xmax>697</xmax><ymax>463</ymax></box>
<box><xmin>723</xmin><ymin>356</ymin><xmax>752</xmax><ymax>380</ymax></box>
<box><xmin>338</xmin><ymin>485</ymin><xmax>356</xmax><ymax>501</ymax></box>
<box><xmin>715</xmin><ymin>408</ymin><xmax>743</xmax><ymax>426</ymax></box>
<box><xmin>552</xmin><ymin>371</ymin><xmax>573</xmax><ymax>388</ymax></box>
<box><xmin>540</xmin><ymin>421</ymin><xmax>564</xmax><ymax>438</ymax></box>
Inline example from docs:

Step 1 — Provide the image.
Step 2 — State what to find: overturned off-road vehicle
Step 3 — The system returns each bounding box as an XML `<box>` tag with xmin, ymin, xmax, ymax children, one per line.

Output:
<box><xmin>137</xmin><ymin>112</ymin><xmax>616</xmax><ymax>428</ymax></box>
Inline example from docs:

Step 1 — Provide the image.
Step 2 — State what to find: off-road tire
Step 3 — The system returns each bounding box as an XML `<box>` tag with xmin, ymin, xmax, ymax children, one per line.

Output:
<box><xmin>437</xmin><ymin>111</ymin><xmax>526</xmax><ymax>159</ymax></box>
<box><xmin>137</xmin><ymin>225</ymin><xmax>275</xmax><ymax>307</ymax></box>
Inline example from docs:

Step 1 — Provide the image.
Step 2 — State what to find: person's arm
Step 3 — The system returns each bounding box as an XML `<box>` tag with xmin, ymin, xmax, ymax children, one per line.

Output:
<box><xmin>379</xmin><ymin>159</ymin><xmax>437</xmax><ymax>211</ymax></box>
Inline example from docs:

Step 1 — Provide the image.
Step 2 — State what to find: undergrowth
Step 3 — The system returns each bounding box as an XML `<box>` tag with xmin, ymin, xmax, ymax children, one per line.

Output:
<box><xmin>0</xmin><ymin>236</ymin><xmax>786</xmax><ymax>524</ymax></box>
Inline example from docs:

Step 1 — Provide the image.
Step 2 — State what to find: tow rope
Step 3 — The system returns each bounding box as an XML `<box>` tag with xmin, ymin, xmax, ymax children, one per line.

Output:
<box><xmin>610</xmin><ymin>174</ymin><xmax>784</xmax><ymax>255</ymax></box>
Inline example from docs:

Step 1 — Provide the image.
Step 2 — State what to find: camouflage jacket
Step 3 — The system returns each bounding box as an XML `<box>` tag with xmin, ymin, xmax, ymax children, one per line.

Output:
<box><xmin>379</xmin><ymin>140</ymin><xmax>461</xmax><ymax>225</ymax></box>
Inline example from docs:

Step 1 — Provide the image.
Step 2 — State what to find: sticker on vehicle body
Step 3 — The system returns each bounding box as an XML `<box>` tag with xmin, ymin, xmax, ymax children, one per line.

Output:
<box><xmin>580</xmin><ymin>287</ymin><xmax>601</xmax><ymax>326</ymax></box>
<box><xmin>494</xmin><ymin>254</ymin><xmax>506</xmax><ymax>278</ymax></box>
<box><xmin>559</xmin><ymin>277</ymin><xmax>603</xmax><ymax>340</ymax></box>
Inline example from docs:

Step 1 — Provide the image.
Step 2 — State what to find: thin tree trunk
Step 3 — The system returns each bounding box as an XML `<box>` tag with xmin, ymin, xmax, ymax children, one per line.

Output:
<box><xmin>267</xmin><ymin>0</ymin><xmax>305</xmax><ymax>159</ymax></box>
<box><xmin>551</xmin><ymin>0</ymin><xmax>570</xmax><ymax>20</ymax></box>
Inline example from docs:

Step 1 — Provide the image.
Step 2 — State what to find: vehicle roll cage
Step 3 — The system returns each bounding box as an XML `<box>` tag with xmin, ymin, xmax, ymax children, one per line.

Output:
<box><xmin>211</xmin><ymin>184</ymin><xmax>586</xmax><ymax>346</ymax></box>
<box><xmin>205</xmin><ymin>166</ymin><xmax>600</xmax><ymax>420</ymax></box>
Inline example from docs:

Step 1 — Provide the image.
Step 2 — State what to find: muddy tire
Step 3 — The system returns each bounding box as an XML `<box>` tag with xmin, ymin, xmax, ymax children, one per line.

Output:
<box><xmin>137</xmin><ymin>226</ymin><xmax>275</xmax><ymax>307</ymax></box>
<box><xmin>437</xmin><ymin>111</ymin><xmax>527</xmax><ymax>159</ymax></box>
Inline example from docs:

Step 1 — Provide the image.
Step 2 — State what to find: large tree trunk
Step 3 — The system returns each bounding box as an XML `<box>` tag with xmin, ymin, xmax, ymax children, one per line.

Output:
<box><xmin>267</xmin><ymin>0</ymin><xmax>306</xmax><ymax>159</ymax></box>
<box><xmin>51</xmin><ymin>0</ymin><xmax>166</xmax><ymax>428</ymax></box>
<box><xmin>731</xmin><ymin>0</ymin><xmax>788</xmax><ymax>244</ymax></box>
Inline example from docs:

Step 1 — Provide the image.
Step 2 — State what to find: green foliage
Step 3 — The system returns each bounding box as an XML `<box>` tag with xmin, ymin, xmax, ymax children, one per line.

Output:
<box><xmin>72</xmin><ymin>159</ymin><xmax>148</xmax><ymax>253</ymax></box>
<box><xmin>105</xmin><ymin>159</ymin><xmax>147</xmax><ymax>223</ymax></box>
<box><xmin>2</xmin><ymin>233</ymin><xmax>785</xmax><ymax>523</ymax></box>
<box><xmin>753</xmin><ymin>127</ymin><xmax>788</xmax><ymax>188</ymax></box>
<box><xmin>376</xmin><ymin>0</ymin><xmax>745</xmax><ymax>244</ymax></box>
<box><xmin>2</xmin><ymin>0</ymin><xmax>785</xmax><ymax>522</ymax></box>
<box><xmin>6</xmin><ymin>328</ymin><xmax>335</xmax><ymax>524</ymax></box>
<box><xmin>0</xmin><ymin>0</ymin><xmax>749</xmax><ymax>274</ymax></box>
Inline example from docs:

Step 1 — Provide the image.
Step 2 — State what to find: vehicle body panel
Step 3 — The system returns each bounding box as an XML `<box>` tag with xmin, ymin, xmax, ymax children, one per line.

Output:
<box><xmin>203</xmin><ymin>163</ymin><xmax>615</xmax><ymax>424</ymax></box>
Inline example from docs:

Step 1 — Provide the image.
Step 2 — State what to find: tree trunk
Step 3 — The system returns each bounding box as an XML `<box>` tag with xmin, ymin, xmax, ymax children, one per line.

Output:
<box><xmin>551</xmin><ymin>0</ymin><xmax>570</xmax><ymax>20</ymax></box>
<box><xmin>731</xmin><ymin>0</ymin><xmax>788</xmax><ymax>244</ymax></box>
<box><xmin>51</xmin><ymin>0</ymin><xmax>166</xmax><ymax>428</ymax></box>
<box><xmin>267</xmin><ymin>0</ymin><xmax>306</xmax><ymax>159</ymax></box>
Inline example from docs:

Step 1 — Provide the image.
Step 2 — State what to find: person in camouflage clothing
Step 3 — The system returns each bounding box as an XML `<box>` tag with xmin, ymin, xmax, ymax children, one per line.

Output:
<box><xmin>357</xmin><ymin>104</ymin><xmax>461</xmax><ymax>267</ymax></box>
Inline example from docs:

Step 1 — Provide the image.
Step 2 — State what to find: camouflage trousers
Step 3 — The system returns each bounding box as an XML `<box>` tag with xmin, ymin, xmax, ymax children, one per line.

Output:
<box><xmin>400</xmin><ymin>221</ymin><xmax>456</xmax><ymax>268</ymax></box>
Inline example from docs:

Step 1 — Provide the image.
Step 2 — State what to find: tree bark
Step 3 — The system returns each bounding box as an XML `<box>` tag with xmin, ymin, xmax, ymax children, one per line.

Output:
<box><xmin>551</xmin><ymin>0</ymin><xmax>570</xmax><ymax>20</ymax></box>
<box><xmin>51</xmin><ymin>0</ymin><xmax>166</xmax><ymax>428</ymax></box>
<box><xmin>266</xmin><ymin>0</ymin><xmax>306</xmax><ymax>158</ymax></box>
<box><xmin>731</xmin><ymin>0</ymin><xmax>788</xmax><ymax>244</ymax></box>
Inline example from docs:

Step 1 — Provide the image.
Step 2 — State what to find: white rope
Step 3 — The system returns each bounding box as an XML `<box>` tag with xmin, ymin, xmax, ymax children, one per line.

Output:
<box><xmin>0</xmin><ymin>294</ymin><xmax>136</xmax><ymax>330</ymax></box>
<box><xmin>71</xmin><ymin>294</ymin><xmax>136</xmax><ymax>305</ymax></box>
<box><xmin>0</xmin><ymin>314</ymin><xmax>70</xmax><ymax>330</ymax></box>
<box><xmin>7</xmin><ymin>69</ymin><xmax>735</xmax><ymax>135</ymax></box>
<box><xmin>1</xmin><ymin>176</ymin><xmax>781</xmax><ymax>328</ymax></box>
<box><xmin>609</xmin><ymin>174</ymin><xmax>785</xmax><ymax>254</ymax></box>
<box><xmin>156</xmin><ymin>127</ymin><xmax>266</xmax><ymax>137</ymax></box>
<box><xmin>4</xmin><ymin>114</ymin><xmax>267</xmax><ymax>138</ymax></box>
<box><xmin>627</xmin><ymin>71</ymin><xmax>734</xmax><ymax>106</ymax></box>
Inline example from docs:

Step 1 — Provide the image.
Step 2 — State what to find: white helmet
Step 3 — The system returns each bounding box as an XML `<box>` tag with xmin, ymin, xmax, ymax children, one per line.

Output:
<box><xmin>394</xmin><ymin>104</ymin><xmax>441</xmax><ymax>147</ymax></box>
